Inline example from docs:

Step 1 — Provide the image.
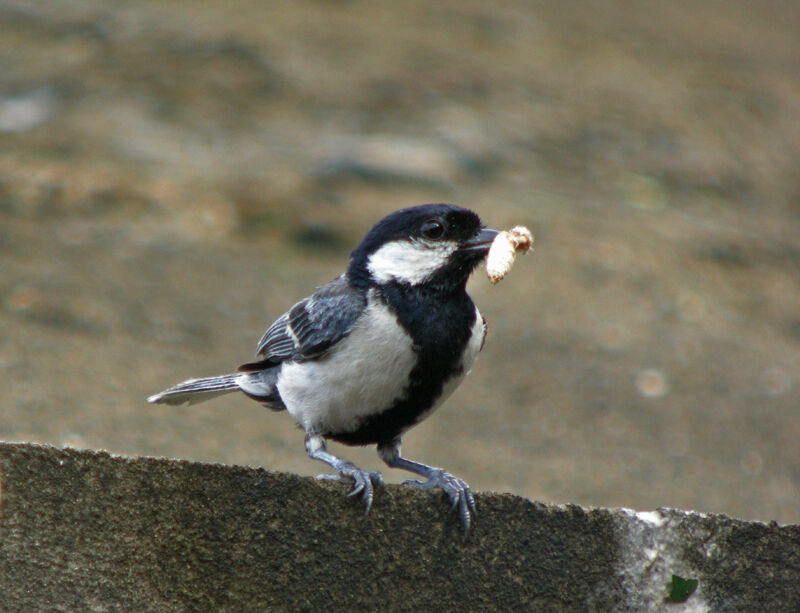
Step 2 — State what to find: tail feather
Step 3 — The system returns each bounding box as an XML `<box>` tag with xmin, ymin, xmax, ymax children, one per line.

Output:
<box><xmin>147</xmin><ymin>373</ymin><xmax>240</xmax><ymax>406</ymax></box>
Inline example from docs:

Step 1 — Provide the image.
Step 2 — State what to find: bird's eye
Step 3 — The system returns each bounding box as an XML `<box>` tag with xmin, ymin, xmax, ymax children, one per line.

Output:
<box><xmin>420</xmin><ymin>219</ymin><xmax>445</xmax><ymax>240</ymax></box>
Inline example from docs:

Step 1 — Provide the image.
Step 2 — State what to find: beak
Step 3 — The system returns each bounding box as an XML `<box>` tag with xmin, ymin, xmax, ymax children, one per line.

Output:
<box><xmin>462</xmin><ymin>227</ymin><xmax>499</xmax><ymax>253</ymax></box>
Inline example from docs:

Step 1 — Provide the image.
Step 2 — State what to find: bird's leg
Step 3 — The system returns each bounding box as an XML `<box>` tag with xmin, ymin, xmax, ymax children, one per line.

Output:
<box><xmin>377</xmin><ymin>438</ymin><xmax>476</xmax><ymax>534</ymax></box>
<box><xmin>305</xmin><ymin>433</ymin><xmax>383</xmax><ymax>514</ymax></box>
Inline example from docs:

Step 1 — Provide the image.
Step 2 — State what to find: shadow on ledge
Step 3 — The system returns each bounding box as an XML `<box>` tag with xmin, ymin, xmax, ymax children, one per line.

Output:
<box><xmin>1</xmin><ymin>442</ymin><xmax>798</xmax><ymax>611</ymax></box>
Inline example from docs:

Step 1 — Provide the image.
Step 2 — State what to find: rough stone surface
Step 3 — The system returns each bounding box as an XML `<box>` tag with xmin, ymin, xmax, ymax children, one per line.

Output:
<box><xmin>1</xmin><ymin>442</ymin><xmax>798</xmax><ymax>612</ymax></box>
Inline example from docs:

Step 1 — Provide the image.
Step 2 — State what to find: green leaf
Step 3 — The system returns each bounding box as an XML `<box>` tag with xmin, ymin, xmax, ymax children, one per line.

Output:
<box><xmin>668</xmin><ymin>574</ymin><xmax>698</xmax><ymax>602</ymax></box>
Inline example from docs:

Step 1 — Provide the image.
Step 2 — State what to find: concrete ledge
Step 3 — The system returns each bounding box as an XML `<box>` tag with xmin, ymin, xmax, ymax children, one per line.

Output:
<box><xmin>1</xmin><ymin>442</ymin><xmax>798</xmax><ymax>611</ymax></box>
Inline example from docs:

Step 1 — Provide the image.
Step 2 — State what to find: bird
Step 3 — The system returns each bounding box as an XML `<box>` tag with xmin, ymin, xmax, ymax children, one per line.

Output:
<box><xmin>148</xmin><ymin>203</ymin><xmax>499</xmax><ymax>533</ymax></box>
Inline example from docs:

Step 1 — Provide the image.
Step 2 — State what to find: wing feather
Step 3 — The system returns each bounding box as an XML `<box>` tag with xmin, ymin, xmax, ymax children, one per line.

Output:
<box><xmin>254</xmin><ymin>312</ymin><xmax>293</xmax><ymax>361</ymax></box>
<box><xmin>239</xmin><ymin>275</ymin><xmax>365</xmax><ymax>371</ymax></box>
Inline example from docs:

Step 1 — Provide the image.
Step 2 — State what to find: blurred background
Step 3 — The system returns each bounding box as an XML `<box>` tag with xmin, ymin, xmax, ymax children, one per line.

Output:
<box><xmin>1</xmin><ymin>0</ymin><xmax>798</xmax><ymax>524</ymax></box>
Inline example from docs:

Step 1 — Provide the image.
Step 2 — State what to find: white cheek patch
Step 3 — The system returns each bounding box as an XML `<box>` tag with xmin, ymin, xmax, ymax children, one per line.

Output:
<box><xmin>367</xmin><ymin>239</ymin><xmax>457</xmax><ymax>285</ymax></box>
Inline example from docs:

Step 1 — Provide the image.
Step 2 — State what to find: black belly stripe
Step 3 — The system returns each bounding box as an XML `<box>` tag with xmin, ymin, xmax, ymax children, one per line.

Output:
<box><xmin>327</xmin><ymin>283</ymin><xmax>477</xmax><ymax>446</ymax></box>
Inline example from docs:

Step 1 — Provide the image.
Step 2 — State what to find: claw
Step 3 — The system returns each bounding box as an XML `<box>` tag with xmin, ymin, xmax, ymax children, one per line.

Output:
<box><xmin>347</xmin><ymin>482</ymin><xmax>365</xmax><ymax>497</ymax></box>
<box><xmin>315</xmin><ymin>473</ymin><xmax>343</xmax><ymax>481</ymax></box>
<box><xmin>306</xmin><ymin>434</ymin><xmax>383</xmax><ymax>516</ymax></box>
<box><xmin>316</xmin><ymin>469</ymin><xmax>383</xmax><ymax>515</ymax></box>
<box><xmin>377</xmin><ymin>440</ymin><xmax>477</xmax><ymax>535</ymax></box>
<box><xmin>402</xmin><ymin>468</ymin><xmax>476</xmax><ymax>535</ymax></box>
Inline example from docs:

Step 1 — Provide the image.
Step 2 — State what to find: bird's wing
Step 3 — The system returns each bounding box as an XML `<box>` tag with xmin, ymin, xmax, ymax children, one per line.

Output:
<box><xmin>252</xmin><ymin>311</ymin><xmax>294</xmax><ymax>363</ymax></box>
<box><xmin>240</xmin><ymin>275</ymin><xmax>366</xmax><ymax>371</ymax></box>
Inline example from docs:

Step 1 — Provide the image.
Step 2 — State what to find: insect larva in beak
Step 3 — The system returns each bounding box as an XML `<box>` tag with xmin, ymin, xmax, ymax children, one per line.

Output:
<box><xmin>486</xmin><ymin>225</ymin><xmax>533</xmax><ymax>284</ymax></box>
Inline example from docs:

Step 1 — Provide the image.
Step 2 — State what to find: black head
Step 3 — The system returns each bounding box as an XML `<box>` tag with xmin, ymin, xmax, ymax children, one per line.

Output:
<box><xmin>348</xmin><ymin>204</ymin><xmax>497</xmax><ymax>290</ymax></box>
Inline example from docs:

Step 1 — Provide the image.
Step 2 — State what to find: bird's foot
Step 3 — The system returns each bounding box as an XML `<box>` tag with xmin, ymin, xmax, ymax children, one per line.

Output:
<box><xmin>316</xmin><ymin>466</ymin><xmax>384</xmax><ymax>514</ymax></box>
<box><xmin>402</xmin><ymin>468</ymin><xmax>476</xmax><ymax>534</ymax></box>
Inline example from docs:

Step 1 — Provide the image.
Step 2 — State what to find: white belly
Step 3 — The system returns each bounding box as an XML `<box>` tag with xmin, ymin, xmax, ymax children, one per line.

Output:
<box><xmin>277</xmin><ymin>297</ymin><xmax>417</xmax><ymax>435</ymax></box>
